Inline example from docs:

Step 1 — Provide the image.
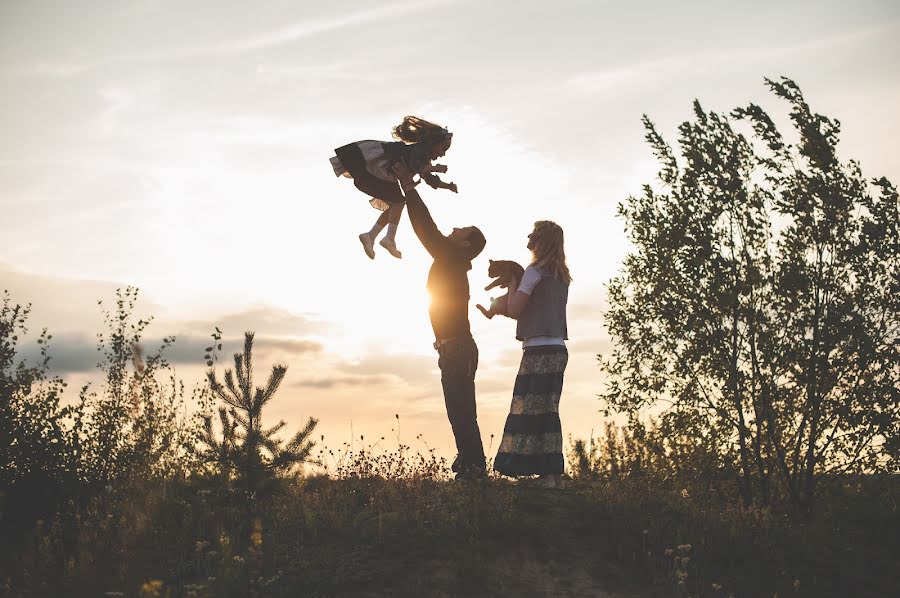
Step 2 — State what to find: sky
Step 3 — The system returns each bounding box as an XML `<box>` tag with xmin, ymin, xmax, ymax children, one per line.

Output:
<box><xmin>2</xmin><ymin>0</ymin><xmax>899</xmax><ymax>464</ymax></box>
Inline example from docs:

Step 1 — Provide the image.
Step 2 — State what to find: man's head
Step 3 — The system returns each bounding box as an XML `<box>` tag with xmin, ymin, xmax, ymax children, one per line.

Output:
<box><xmin>449</xmin><ymin>226</ymin><xmax>486</xmax><ymax>260</ymax></box>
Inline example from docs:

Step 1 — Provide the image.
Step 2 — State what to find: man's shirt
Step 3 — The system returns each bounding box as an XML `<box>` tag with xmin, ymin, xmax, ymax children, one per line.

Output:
<box><xmin>404</xmin><ymin>188</ymin><xmax>473</xmax><ymax>341</ymax></box>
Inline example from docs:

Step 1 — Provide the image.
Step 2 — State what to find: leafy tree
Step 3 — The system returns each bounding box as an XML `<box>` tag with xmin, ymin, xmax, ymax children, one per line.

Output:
<box><xmin>76</xmin><ymin>287</ymin><xmax>198</xmax><ymax>485</ymax></box>
<box><xmin>600</xmin><ymin>77</ymin><xmax>899</xmax><ymax>513</ymax></box>
<box><xmin>0</xmin><ymin>292</ymin><xmax>73</xmax><ymax>489</ymax></box>
<box><xmin>202</xmin><ymin>332</ymin><xmax>318</xmax><ymax>506</ymax></box>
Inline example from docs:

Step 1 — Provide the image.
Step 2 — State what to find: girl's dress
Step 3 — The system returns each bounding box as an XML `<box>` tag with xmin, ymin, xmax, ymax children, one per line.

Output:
<box><xmin>330</xmin><ymin>140</ymin><xmax>435</xmax><ymax>211</ymax></box>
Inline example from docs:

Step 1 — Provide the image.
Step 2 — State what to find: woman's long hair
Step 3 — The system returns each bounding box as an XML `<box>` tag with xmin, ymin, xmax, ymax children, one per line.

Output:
<box><xmin>392</xmin><ymin>116</ymin><xmax>450</xmax><ymax>144</ymax></box>
<box><xmin>530</xmin><ymin>220</ymin><xmax>572</xmax><ymax>283</ymax></box>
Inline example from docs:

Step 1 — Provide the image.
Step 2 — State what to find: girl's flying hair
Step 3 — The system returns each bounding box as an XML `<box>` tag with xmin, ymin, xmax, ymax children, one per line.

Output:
<box><xmin>530</xmin><ymin>220</ymin><xmax>572</xmax><ymax>283</ymax></box>
<box><xmin>392</xmin><ymin>116</ymin><xmax>452</xmax><ymax>144</ymax></box>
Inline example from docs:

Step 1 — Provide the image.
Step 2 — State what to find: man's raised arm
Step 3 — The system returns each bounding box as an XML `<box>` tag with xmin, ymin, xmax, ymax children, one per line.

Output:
<box><xmin>394</xmin><ymin>161</ymin><xmax>452</xmax><ymax>258</ymax></box>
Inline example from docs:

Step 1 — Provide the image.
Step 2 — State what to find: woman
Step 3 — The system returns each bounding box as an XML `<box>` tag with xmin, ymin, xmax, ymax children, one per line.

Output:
<box><xmin>493</xmin><ymin>220</ymin><xmax>571</xmax><ymax>489</ymax></box>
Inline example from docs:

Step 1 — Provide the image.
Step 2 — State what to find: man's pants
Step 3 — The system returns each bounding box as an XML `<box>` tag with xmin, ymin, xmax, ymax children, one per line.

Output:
<box><xmin>437</xmin><ymin>336</ymin><xmax>486</xmax><ymax>471</ymax></box>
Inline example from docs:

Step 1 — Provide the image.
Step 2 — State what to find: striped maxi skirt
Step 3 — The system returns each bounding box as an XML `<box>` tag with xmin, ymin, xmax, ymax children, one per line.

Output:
<box><xmin>493</xmin><ymin>345</ymin><xmax>568</xmax><ymax>476</ymax></box>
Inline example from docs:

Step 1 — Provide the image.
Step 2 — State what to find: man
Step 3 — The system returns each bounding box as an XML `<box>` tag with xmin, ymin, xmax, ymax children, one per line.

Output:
<box><xmin>393</xmin><ymin>160</ymin><xmax>487</xmax><ymax>479</ymax></box>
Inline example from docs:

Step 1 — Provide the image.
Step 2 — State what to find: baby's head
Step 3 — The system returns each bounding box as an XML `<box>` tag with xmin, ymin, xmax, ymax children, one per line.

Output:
<box><xmin>429</xmin><ymin>135</ymin><xmax>452</xmax><ymax>160</ymax></box>
<box><xmin>392</xmin><ymin>115</ymin><xmax>452</xmax><ymax>159</ymax></box>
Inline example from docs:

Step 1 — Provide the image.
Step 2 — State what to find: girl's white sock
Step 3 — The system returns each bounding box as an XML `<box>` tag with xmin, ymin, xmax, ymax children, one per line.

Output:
<box><xmin>385</xmin><ymin>223</ymin><xmax>398</xmax><ymax>240</ymax></box>
<box><xmin>368</xmin><ymin>222</ymin><xmax>385</xmax><ymax>237</ymax></box>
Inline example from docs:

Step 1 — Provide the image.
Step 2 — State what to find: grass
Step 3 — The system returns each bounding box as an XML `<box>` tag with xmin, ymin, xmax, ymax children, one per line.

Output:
<box><xmin>2</xmin><ymin>443</ymin><xmax>897</xmax><ymax>598</ymax></box>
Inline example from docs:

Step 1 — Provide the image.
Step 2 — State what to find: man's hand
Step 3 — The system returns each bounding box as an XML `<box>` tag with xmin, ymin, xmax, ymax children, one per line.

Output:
<box><xmin>392</xmin><ymin>159</ymin><xmax>416</xmax><ymax>191</ymax></box>
<box><xmin>447</xmin><ymin>182</ymin><xmax>458</xmax><ymax>194</ymax></box>
<box><xmin>430</xmin><ymin>163</ymin><xmax>448</xmax><ymax>173</ymax></box>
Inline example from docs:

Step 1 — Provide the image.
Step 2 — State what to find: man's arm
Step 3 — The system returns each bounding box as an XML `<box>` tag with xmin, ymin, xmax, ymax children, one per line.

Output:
<box><xmin>395</xmin><ymin>162</ymin><xmax>454</xmax><ymax>258</ymax></box>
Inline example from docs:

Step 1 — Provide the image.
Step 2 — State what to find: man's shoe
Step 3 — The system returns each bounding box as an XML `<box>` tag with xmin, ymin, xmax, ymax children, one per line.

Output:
<box><xmin>359</xmin><ymin>232</ymin><xmax>375</xmax><ymax>260</ymax></box>
<box><xmin>379</xmin><ymin>237</ymin><xmax>402</xmax><ymax>259</ymax></box>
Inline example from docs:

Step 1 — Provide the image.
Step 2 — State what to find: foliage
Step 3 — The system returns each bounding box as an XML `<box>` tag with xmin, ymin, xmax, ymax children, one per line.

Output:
<box><xmin>201</xmin><ymin>332</ymin><xmax>319</xmax><ymax>505</ymax></box>
<box><xmin>6</xmin><ymin>465</ymin><xmax>897</xmax><ymax>598</ymax></box>
<box><xmin>0</xmin><ymin>292</ymin><xmax>74</xmax><ymax>489</ymax></box>
<box><xmin>75</xmin><ymin>287</ymin><xmax>201</xmax><ymax>484</ymax></box>
<box><xmin>0</xmin><ymin>287</ymin><xmax>205</xmax><ymax>568</ymax></box>
<box><xmin>600</xmin><ymin>77</ymin><xmax>900</xmax><ymax>512</ymax></box>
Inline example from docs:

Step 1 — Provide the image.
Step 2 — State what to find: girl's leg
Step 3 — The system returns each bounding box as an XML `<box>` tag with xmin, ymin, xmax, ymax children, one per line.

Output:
<box><xmin>379</xmin><ymin>203</ymin><xmax>404</xmax><ymax>259</ymax></box>
<box><xmin>358</xmin><ymin>201</ymin><xmax>390</xmax><ymax>260</ymax></box>
<box><xmin>384</xmin><ymin>203</ymin><xmax>405</xmax><ymax>241</ymax></box>
<box><xmin>368</xmin><ymin>207</ymin><xmax>390</xmax><ymax>238</ymax></box>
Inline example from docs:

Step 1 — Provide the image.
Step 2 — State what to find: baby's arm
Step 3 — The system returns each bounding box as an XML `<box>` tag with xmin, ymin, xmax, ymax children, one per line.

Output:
<box><xmin>422</xmin><ymin>172</ymin><xmax>458</xmax><ymax>193</ymax></box>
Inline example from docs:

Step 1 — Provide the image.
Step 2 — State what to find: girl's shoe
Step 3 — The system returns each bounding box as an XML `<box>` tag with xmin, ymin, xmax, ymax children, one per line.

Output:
<box><xmin>359</xmin><ymin>232</ymin><xmax>375</xmax><ymax>259</ymax></box>
<box><xmin>379</xmin><ymin>237</ymin><xmax>402</xmax><ymax>259</ymax></box>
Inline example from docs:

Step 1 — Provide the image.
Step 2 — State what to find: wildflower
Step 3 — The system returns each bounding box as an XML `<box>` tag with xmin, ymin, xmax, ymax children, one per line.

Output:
<box><xmin>139</xmin><ymin>579</ymin><xmax>164</xmax><ymax>597</ymax></box>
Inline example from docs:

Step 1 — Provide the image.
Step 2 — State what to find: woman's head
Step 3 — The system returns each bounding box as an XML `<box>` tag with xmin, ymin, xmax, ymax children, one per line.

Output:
<box><xmin>527</xmin><ymin>220</ymin><xmax>571</xmax><ymax>283</ymax></box>
<box><xmin>392</xmin><ymin>115</ymin><xmax>452</xmax><ymax>158</ymax></box>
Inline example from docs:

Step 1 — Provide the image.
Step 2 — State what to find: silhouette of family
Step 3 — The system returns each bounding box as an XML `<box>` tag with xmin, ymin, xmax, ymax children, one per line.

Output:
<box><xmin>330</xmin><ymin>116</ymin><xmax>570</xmax><ymax>489</ymax></box>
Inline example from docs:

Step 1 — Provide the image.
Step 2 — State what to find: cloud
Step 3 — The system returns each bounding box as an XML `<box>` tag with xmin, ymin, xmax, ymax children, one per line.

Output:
<box><xmin>14</xmin><ymin>332</ymin><xmax>99</xmax><ymax>374</ymax></box>
<box><xmin>12</xmin><ymin>330</ymin><xmax>322</xmax><ymax>375</ymax></box>
<box><xmin>288</xmin><ymin>349</ymin><xmax>440</xmax><ymax>398</ymax></box>
<box><xmin>183</xmin><ymin>305</ymin><xmax>329</xmax><ymax>337</ymax></box>
<box><xmin>195</xmin><ymin>0</ymin><xmax>454</xmax><ymax>57</ymax></box>
<box><xmin>0</xmin><ymin>0</ymin><xmax>456</xmax><ymax>78</ymax></box>
<box><xmin>296</xmin><ymin>373</ymin><xmax>397</xmax><ymax>389</ymax></box>
<box><xmin>569</xmin><ymin>300</ymin><xmax>607</xmax><ymax>322</ymax></box>
<box><xmin>567</xmin><ymin>336</ymin><xmax>612</xmax><ymax>356</ymax></box>
<box><xmin>0</xmin><ymin>61</ymin><xmax>91</xmax><ymax>78</ymax></box>
<box><xmin>0</xmin><ymin>262</ymin><xmax>161</xmax><ymax>332</ymax></box>
<box><xmin>568</xmin><ymin>21</ymin><xmax>900</xmax><ymax>95</ymax></box>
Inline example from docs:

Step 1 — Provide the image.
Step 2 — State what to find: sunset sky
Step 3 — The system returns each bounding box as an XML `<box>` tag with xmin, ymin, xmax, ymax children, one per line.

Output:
<box><xmin>2</xmin><ymin>0</ymin><xmax>899</xmax><ymax>463</ymax></box>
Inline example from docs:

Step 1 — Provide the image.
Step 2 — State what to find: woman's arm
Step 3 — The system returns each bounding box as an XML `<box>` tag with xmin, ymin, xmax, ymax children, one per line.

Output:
<box><xmin>506</xmin><ymin>267</ymin><xmax>542</xmax><ymax>319</ymax></box>
<box><xmin>506</xmin><ymin>286</ymin><xmax>530</xmax><ymax>319</ymax></box>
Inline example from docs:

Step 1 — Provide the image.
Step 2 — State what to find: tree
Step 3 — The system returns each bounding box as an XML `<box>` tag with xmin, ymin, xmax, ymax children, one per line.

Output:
<box><xmin>76</xmin><ymin>287</ymin><xmax>197</xmax><ymax>485</ymax></box>
<box><xmin>600</xmin><ymin>77</ymin><xmax>899</xmax><ymax>513</ymax></box>
<box><xmin>202</xmin><ymin>332</ymin><xmax>318</xmax><ymax>506</ymax></box>
<box><xmin>0</xmin><ymin>292</ymin><xmax>73</xmax><ymax>489</ymax></box>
